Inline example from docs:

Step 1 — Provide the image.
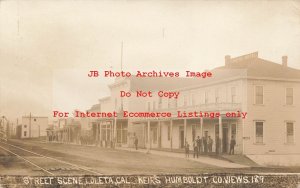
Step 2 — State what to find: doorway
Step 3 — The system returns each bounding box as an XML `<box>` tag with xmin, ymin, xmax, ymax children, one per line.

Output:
<box><xmin>222</xmin><ymin>127</ymin><xmax>229</xmax><ymax>153</ymax></box>
<box><xmin>150</xmin><ymin>127</ymin><xmax>158</xmax><ymax>148</ymax></box>
<box><xmin>179</xmin><ymin>126</ymin><xmax>184</xmax><ymax>149</ymax></box>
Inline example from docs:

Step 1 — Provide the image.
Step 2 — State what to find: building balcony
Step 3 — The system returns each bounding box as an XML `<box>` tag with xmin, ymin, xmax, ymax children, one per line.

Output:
<box><xmin>155</xmin><ymin>102</ymin><xmax>242</xmax><ymax>113</ymax></box>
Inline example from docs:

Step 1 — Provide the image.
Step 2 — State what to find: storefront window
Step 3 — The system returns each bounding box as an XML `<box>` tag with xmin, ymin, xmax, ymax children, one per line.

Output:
<box><xmin>117</xmin><ymin>122</ymin><xmax>128</xmax><ymax>144</ymax></box>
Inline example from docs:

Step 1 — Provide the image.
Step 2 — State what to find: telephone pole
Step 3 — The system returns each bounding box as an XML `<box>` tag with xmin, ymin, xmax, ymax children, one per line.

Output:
<box><xmin>29</xmin><ymin>112</ymin><xmax>32</xmax><ymax>138</ymax></box>
<box><xmin>120</xmin><ymin>41</ymin><xmax>123</xmax><ymax>71</ymax></box>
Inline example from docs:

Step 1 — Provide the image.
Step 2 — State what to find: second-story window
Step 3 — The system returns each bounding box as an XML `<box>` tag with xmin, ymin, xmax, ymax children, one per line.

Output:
<box><xmin>120</xmin><ymin>99</ymin><xmax>124</xmax><ymax>111</ymax></box>
<box><xmin>205</xmin><ymin>91</ymin><xmax>209</xmax><ymax>104</ymax></box>
<box><xmin>231</xmin><ymin>87</ymin><xmax>236</xmax><ymax>103</ymax></box>
<box><xmin>286</xmin><ymin>88</ymin><xmax>293</xmax><ymax>105</ymax></box>
<box><xmin>255</xmin><ymin>86</ymin><xmax>263</xmax><ymax>105</ymax></box>
<box><xmin>191</xmin><ymin>93</ymin><xmax>195</xmax><ymax>106</ymax></box>
<box><xmin>147</xmin><ymin>102</ymin><xmax>151</xmax><ymax>111</ymax></box>
<box><xmin>183</xmin><ymin>95</ymin><xmax>187</xmax><ymax>106</ymax></box>
<box><xmin>215</xmin><ymin>89</ymin><xmax>219</xmax><ymax>103</ymax></box>
<box><xmin>158</xmin><ymin>97</ymin><xmax>162</xmax><ymax>109</ymax></box>
<box><xmin>114</xmin><ymin>98</ymin><xmax>118</xmax><ymax>110</ymax></box>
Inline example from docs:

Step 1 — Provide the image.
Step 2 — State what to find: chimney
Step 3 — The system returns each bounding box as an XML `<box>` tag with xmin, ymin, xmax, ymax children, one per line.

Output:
<box><xmin>282</xmin><ymin>56</ymin><xmax>288</xmax><ymax>67</ymax></box>
<box><xmin>225</xmin><ymin>55</ymin><xmax>231</xmax><ymax>66</ymax></box>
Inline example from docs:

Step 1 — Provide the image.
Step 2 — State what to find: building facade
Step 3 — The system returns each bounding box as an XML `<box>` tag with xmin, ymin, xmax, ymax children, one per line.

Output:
<box><xmin>48</xmin><ymin>52</ymin><xmax>300</xmax><ymax>160</ymax></box>
<box><xmin>136</xmin><ymin>52</ymin><xmax>300</xmax><ymax>156</ymax></box>
<box><xmin>21</xmin><ymin>115</ymin><xmax>48</xmax><ymax>138</ymax></box>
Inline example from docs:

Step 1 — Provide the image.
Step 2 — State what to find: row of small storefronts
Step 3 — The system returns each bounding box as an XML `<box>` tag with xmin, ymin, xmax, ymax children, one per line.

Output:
<box><xmin>47</xmin><ymin>112</ymin><xmax>241</xmax><ymax>154</ymax></box>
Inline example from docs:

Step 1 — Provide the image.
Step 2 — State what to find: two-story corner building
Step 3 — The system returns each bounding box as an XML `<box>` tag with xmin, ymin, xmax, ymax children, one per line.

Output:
<box><xmin>21</xmin><ymin>115</ymin><xmax>48</xmax><ymax>138</ymax></box>
<box><xmin>218</xmin><ymin>53</ymin><xmax>300</xmax><ymax>157</ymax></box>
<box><xmin>136</xmin><ymin>52</ymin><xmax>300</xmax><ymax>158</ymax></box>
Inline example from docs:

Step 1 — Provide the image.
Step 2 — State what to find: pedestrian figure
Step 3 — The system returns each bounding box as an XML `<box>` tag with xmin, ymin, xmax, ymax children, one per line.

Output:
<box><xmin>208</xmin><ymin>136</ymin><xmax>213</xmax><ymax>153</ymax></box>
<box><xmin>196</xmin><ymin>136</ymin><xmax>202</xmax><ymax>154</ymax></box>
<box><xmin>203</xmin><ymin>136</ymin><xmax>208</xmax><ymax>154</ymax></box>
<box><xmin>134</xmin><ymin>133</ymin><xmax>138</xmax><ymax>150</ymax></box>
<box><xmin>229</xmin><ymin>136</ymin><xmax>236</xmax><ymax>155</ymax></box>
<box><xmin>185</xmin><ymin>141</ymin><xmax>190</xmax><ymax>158</ymax></box>
<box><xmin>193</xmin><ymin>140</ymin><xmax>198</xmax><ymax>158</ymax></box>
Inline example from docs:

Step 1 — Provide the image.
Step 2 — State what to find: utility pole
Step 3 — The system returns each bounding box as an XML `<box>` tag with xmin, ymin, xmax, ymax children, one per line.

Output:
<box><xmin>147</xmin><ymin>119</ymin><xmax>150</xmax><ymax>154</ymax></box>
<box><xmin>29</xmin><ymin>112</ymin><xmax>31</xmax><ymax>138</ymax></box>
<box><xmin>120</xmin><ymin>41</ymin><xmax>123</xmax><ymax>71</ymax></box>
<box><xmin>115</xmin><ymin>41</ymin><xmax>124</xmax><ymax>149</ymax></box>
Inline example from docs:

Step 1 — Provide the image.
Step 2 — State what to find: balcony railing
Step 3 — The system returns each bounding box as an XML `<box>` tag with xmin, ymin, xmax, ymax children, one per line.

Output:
<box><xmin>155</xmin><ymin>102</ymin><xmax>242</xmax><ymax>112</ymax></box>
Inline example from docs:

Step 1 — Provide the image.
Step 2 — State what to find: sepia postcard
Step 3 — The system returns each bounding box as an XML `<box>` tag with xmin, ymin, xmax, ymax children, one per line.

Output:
<box><xmin>0</xmin><ymin>0</ymin><xmax>300</xmax><ymax>187</ymax></box>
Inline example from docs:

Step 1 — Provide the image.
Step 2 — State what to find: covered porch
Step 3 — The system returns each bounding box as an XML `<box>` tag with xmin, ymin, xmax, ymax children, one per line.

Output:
<box><xmin>133</xmin><ymin>116</ymin><xmax>242</xmax><ymax>154</ymax></box>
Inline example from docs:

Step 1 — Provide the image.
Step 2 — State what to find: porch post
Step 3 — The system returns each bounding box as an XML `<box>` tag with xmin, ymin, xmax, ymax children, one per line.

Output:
<box><xmin>114</xmin><ymin>117</ymin><xmax>117</xmax><ymax>147</ymax></box>
<box><xmin>105</xmin><ymin>123</ymin><xmax>107</xmax><ymax>143</ymax></box>
<box><xmin>68</xmin><ymin>127</ymin><xmax>71</xmax><ymax>143</ymax></box>
<box><xmin>170</xmin><ymin>120</ymin><xmax>173</xmax><ymax>150</ymax></box>
<box><xmin>110</xmin><ymin>121</ymin><xmax>112</xmax><ymax>140</ymax></box>
<box><xmin>99</xmin><ymin>122</ymin><xmax>102</xmax><ymax>146</ymax></box>
<box><xmin>147</xmin><ymin>119</ymin><xmax>150</xmax><ymax>153</ymax></box>
<box><xmin>219</xmin><ymin>115</ymin><xmax>223</xmax><ymax>153</ymax></box>
<box><xmin>242</xmin><ymin>118</ymin><xmax>245</xmax><ymax>154</ymax></box>
<box><xmin>158</xmin><ymin>120</ymin><xmax>161</xmax><ymax>148</ymax></box>
<box><xmin>184</xmin><ymin>119</ymin><xmax>187</xmax><ymax>144</ymax></box>
<box><xmin>98</xmin><ymin>123</ymin><xmax>100</xmax><ymax>143</ymax></box>
<box><xmin>96</xmin><ymin>123</ymin><xmax>98</xmax><ymax>144</ymax></box>
<box><xmin>200</xmin><ymin>117</ymin><xmax>203</xmax><ymax>137</ymax></box>
<box><xmin>98</xmin><ymin>123</ymin><xmax>100</xmax><ymax>145</ymax></box>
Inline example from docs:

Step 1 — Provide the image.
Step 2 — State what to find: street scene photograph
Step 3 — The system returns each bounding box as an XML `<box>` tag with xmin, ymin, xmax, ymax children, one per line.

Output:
<box><xmin>0</xmin><ymin>0</ymin><xmax>300</xmax><ymax>187</ymax></box>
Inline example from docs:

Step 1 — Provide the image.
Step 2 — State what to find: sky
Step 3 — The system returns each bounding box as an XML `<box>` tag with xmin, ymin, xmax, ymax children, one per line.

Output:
<box><xmin>0</xmin><ymin>0</ymin><xmax>300</xmax><ymax>121</ymax></box>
